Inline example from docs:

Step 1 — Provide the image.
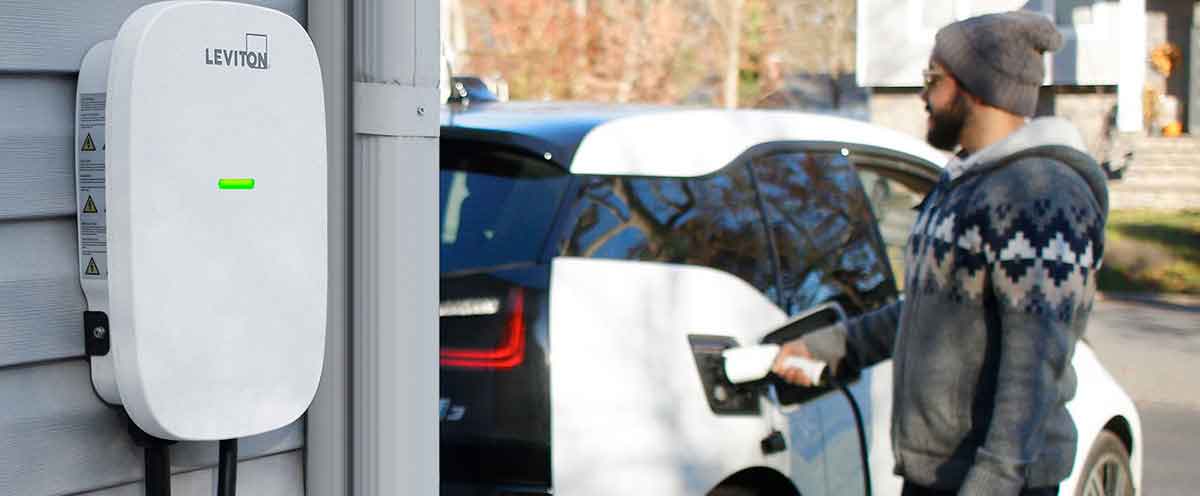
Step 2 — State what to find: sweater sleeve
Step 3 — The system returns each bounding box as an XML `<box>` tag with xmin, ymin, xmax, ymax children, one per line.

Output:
<box><xmin>959</xmin><ymin>160</ymin><xmax>1105</xmax><ymax>496</ymax></box>
<box><xmin>801</xmin><ymin>299</ymin><xmax>902</xmax><ymax>376</ymax></box>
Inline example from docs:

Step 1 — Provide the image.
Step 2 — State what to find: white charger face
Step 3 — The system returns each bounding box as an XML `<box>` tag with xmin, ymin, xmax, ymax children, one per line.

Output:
<box><xmin>85</xmin><ymin>0</ymin><xmax>327</xmax><ymax>440</ymax></box>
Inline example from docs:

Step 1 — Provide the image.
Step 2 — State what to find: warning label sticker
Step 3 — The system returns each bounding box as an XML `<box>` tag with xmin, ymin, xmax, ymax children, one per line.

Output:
<box><xmin>85</xmin><ymin>257</ymin><xmax>101</xmax><ymax>276</ymax></box>
<box><xmin>78</xmin><ymin>92</ymin><xmax>107</xmax><ymax>280</ymax></box>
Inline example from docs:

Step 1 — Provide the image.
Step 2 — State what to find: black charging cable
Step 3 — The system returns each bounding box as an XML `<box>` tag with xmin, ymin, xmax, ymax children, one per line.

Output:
<box><xmin>127</xmin><ymin>417</ymin><xmax>174</xmax><ymax>496</ymax></box>
<box><xmin>126</xmin><ymin>417</ymin><xmax>238</xmax><ymax>496</ymax></box>
<box><xmin>218</xmin><ymin>438</ymin><xmax>238</xmax><ymax>496</ymax></box>
<box><xmin>145</xmin><ymin>441</ymin><xmax>172</xmax><ymax>496</ymax></box>
<box><xmin>763</xmin><ymin>367</ymin><xmax>873</xmax><ymax>496</ymax></box>
<box><xmin>826</xmin><ymin>372</ymin><xmax>872</xmax><ymax>496</ymax></box>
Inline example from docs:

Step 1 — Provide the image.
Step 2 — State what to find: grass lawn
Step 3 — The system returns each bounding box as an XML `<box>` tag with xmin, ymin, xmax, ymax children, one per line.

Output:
<box><xmin>1098</xmin><ymin>209</ymin><xmax>1200</xmax><ymax>294</ymax></box>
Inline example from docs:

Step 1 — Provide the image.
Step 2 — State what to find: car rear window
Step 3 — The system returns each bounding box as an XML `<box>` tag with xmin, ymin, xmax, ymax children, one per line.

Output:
<box><xmin>440</xmin><ymin>140</ymin><xmax>570</xmax><ymax>274</ymax></box>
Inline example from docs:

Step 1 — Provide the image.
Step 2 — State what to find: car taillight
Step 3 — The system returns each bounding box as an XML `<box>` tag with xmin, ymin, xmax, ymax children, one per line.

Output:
<box><xmin>440</xmin><ymin>287</ymin><xmax>526</xmax><ymax>370</ymax></box>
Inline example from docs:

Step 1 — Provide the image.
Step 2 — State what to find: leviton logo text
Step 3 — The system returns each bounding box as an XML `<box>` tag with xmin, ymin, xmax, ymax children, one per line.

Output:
<box><xmin>205</xmin><ymin>33</ymin><xmax>269</xmax><ymax>70</ymax></box>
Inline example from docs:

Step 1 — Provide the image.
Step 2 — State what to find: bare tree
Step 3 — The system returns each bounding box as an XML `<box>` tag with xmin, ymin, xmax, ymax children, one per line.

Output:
<box><xmin>772</xmin><ymin>0</ymin><xmax>857</xmax><ymax>108</ymax></box>
<box><xmin>457</xmin><ymin>0</ymin><xmax>854</xmax><ymax>108</ymax></box>
<box><xmin>462</xmin><ymin>0</ymin><xmax>697</xmax><ymax>103</ymax></box>
<box><xmin>705</xmin><ymin>0</ymin><xmax>745</xmax><ymax>108</ymax></box>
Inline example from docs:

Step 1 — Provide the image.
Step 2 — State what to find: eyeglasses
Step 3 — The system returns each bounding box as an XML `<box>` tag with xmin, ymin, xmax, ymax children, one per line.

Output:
<box><xmin>922</xmin><ymin>70</ymin><xmax>951</xmax><ymax>91</ymax></box>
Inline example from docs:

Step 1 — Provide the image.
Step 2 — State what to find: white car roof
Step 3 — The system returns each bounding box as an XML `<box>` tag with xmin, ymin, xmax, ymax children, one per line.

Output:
<box><xmin>571</xmin><ymin>109</ymin><xmax>948</xmax><ymax>177</ymax></box>
<box><xmin>443</xmin><ymin>103</ymin><xmax>949</xmax><ymax>177</ymax></box>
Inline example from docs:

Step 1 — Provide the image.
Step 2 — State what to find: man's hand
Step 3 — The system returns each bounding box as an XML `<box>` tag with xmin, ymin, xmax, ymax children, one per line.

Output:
<box><xmin>771</xmin><ymin>339</ymin><xmax>818</xmax><ymax>387</ymax></box>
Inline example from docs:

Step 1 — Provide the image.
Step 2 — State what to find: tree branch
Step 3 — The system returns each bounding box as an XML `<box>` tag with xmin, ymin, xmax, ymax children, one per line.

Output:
<box><xmin>581</xmin><ymin>221</ymin><xmax>632</xmax><ymax>258</ymax></box>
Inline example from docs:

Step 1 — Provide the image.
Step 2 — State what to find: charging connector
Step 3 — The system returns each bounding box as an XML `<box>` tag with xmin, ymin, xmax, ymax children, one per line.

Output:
<box><xmin>722</xmin><ymin>344</ymin><xmax>827</xmax><ymax>385</ymax></box>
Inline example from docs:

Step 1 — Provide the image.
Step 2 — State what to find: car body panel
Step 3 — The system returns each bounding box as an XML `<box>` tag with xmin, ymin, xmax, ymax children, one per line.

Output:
<box><xmin>1060</xmin><ymin>342</ymin><xmax>1144</xmax><ymax>495</ymax></box>
<box><xmin>548</xmin><ymin>258</ymin><xmax>806</xmax><ymax>495</ymax></box>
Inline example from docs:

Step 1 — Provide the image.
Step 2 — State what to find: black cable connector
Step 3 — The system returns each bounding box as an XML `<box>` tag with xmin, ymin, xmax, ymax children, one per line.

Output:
<box><xmin>218</xmin><ymin>438</ymin><xmax>238</xmax><ymax>496</ymax></box>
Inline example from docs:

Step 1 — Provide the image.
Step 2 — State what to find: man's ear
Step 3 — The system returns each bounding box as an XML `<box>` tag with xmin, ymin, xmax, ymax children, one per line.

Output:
<box><xmin>960</xmin><ymin>88</ymin><xmax>983</xmax><ymax>106</ymax></box>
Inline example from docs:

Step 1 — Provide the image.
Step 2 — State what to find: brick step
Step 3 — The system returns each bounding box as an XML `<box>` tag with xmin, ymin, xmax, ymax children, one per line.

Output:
<box><xmin>1109</xmin><ymin>178</ymin><xmax>1200</xmax><ymax>192</ymax></box>
<box><xmin>1123</xmin><ymin>148</ymin><xmax>1200</xmax><ymax>154</ymax></box>
<box><xmin>1135</xmin><ymin>135</ymin><xmax>1200</xmax><ymax>141</ymax></box>
<box><xmin>1128</xmin><ymin>141</ymin><xmax>1200</xmax><ymax>147</ymax></box>
<box><xmin>1132</xmin><ymin>149</ymin><xmax>1200</xmax><ymax>156</ymax></box>
<box><xmin>1132</xmin><ymin>150</ymin><xmax>1200</xmax><ymax>157</ymax></box>
<box><xmin>1110</xmin><ymin>170</ymin><xmax>1200</xmax><ymax>180</ymax></box>
<box><xmin>1110</xmin><ymin>189</ymin><xmax>1200</xmax><ymax>198</ymax></box>
<box><xmin>1128</xmin><ymin>148</ymin><xmax>1200</xmax><ymax>154</ymax></box>
<box><xmin>1112</xmin><ymin>137</ymin><xmax>1200</xmax><ymax>209</ymax></box>
<box><xmin>1134</xmin><ymin>140</ymin><xmax>1200</xmax><ymax>146</ymax></box>
<box><xmin>1110</xmin><ymin>192</ymin><xmax>1200</xmax><ymax>210</ymax></box>
<box><xmin>1119</xmin><ymin>165</ymin><xmax>1200</xmax><ymax>175</ymax></box>
<box><xmin>1127</xmin><ymin>159</ymin><xmax>1200</xmax><ymax>167</ymax></box>
<box><xmin>1133</xmin><ymin>144</ymin><xmax>1200</xmax><ymax>150</ymax></box>
<box><xmin>1128</xmin><ymin>135</ymin><xmax>1200</xmax><ymax>144</ymax></box>
<box><xmin>1123</xmin><ymin>170</ymin><xmax>1200</xmax><ymax>180</ymax></box>
<box><xmin>1122</xmin><ymin>169</ymin><xmax>1200</xmax><ymax>178</ymax></box>
<box><xmin>1115</xmin><ymin>160</ymin><xmax>1200</xmax><ymax>169</ymax></box>
<box><xmin>1112</xmin><ymin>166</ymin><xmax>1200</xmax><ymax>177</ymax></box>
<box><xmin>1109</xmin><ymin>184</ymin><xmax>1200</xmax><ymax>194</ymax></box>
<box><xmin>1128</xmin><ymin>147</ymin><xmax>1200</xmax><ymax>154</ymax></box>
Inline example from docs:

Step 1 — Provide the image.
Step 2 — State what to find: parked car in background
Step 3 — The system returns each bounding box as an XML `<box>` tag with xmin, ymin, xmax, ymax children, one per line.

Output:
<box><xmin>437</xmin><ymin>99</ymin><xmax>1143</xmax><ymax>496</ymax></box>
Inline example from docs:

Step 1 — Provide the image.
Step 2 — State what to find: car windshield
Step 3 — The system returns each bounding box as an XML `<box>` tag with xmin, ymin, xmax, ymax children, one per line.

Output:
<box><xmin>440</xmin><ymin>140</ymin><xmax>570</xmax><ymax>274</ymax></box>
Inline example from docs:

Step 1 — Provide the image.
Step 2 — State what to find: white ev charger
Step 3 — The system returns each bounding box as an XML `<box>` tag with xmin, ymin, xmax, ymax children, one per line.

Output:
<box><xmin>74</xmin><ymin>2</ymin><xmax>326</xmax><ymax>494</ymax></box>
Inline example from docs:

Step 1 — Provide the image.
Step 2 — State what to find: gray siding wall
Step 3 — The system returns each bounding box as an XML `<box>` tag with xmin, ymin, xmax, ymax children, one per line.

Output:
<box><xmin>0</xmin><ymin>1</ymin><xmax>308</xmax><ymax>494</ymax></box>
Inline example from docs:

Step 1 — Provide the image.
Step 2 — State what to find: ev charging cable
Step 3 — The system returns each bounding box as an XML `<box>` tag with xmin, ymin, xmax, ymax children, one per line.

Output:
<box><xmin>218</xmin><ymin>438</ymin><xmax>238</xmax><ymax>496</ymax></box>
<box><xmin>127</xmin><ymin>422</ymin><xmax>238</xmax><ymax>496</ymax></box>
<box><xmin>827</xmin><ymin>372</ymin><xmax>873</xmax><ymax>496</ymax></box>
<box><xmin>723</xmin><ymin>345</ymin><xmax>873</xmax><ymax>496</ymax></box>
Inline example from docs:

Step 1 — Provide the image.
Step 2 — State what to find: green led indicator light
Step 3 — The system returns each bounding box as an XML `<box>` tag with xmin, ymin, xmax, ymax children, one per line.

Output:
<box><xmin>218</xmin><ymin>178</ymin><xmax>255</xmax><ymax>190</ymax></box>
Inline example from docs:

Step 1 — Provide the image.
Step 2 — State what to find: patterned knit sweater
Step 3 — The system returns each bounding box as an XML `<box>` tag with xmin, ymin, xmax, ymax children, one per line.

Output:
<box><xmin>805</xmin><ymin>118</ymin><xmax>1108</xmax><ymax>495</ymax></box>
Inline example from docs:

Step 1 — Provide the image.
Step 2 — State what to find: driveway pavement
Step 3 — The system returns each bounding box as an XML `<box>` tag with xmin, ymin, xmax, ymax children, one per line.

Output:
<box><xmin>1087</xmin><ymin>296</ymin><xmax>1200</xmax><ymax>495</ymax></box>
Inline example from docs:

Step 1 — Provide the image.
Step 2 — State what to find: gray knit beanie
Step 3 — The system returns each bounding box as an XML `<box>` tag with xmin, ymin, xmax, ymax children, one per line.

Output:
<box><xmin>933</xmin><ymin>11</ymin><xmax>1063</xmax><ymax>117</ymax></box>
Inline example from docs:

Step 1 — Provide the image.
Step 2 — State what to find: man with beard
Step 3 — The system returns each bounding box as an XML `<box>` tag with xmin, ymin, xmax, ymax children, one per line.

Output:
<box><xmin>771</xmin><ymin>11</ymin><xmax>1109</xmax><ymax>496</ymax></box>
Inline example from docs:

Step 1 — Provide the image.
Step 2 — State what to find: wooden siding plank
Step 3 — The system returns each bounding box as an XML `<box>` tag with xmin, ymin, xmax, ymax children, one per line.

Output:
<box><xmin>0</xmin><ymin>75</ymin><xmax>77</xmax><ymax>220</ymax></box>
<box><xmin>0</xmin><ymin>0</ymin><xmax>306</xmax><ymax>73</ymax></box>
<box><xmin>0</xmin><ymin>360</ymin><xmax>304</xmax><ymax>496</ymax></box>
<box><xmin>78</xmin><ymin>450</ymin><xmax>304</xmax><ymax>496</ymax></box>
<box><xmin>0</xmin><ymin>218</ymin><xmax>85</xmax><ymax>368</ymax></box>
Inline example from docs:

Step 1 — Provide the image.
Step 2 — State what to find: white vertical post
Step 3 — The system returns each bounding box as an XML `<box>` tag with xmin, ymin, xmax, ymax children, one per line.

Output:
<box><xmin>1118</xmin><ymin>0</ymin><xmax>1146</xmax><ymax>133</ymax></box>
<box><xmin>1190</xmin><ymin>2</ymin><xmax>1200</xmax><ymax>133</ymax></box>
<box><xmin>306</xmin><ymin>0</ymin><xmax>351</xmax><ymax>494</ymax></box>
<box><xmin>352</xmin><ymin>0</ymin><xmax>441</xmax><ymax>495</ymax></box>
